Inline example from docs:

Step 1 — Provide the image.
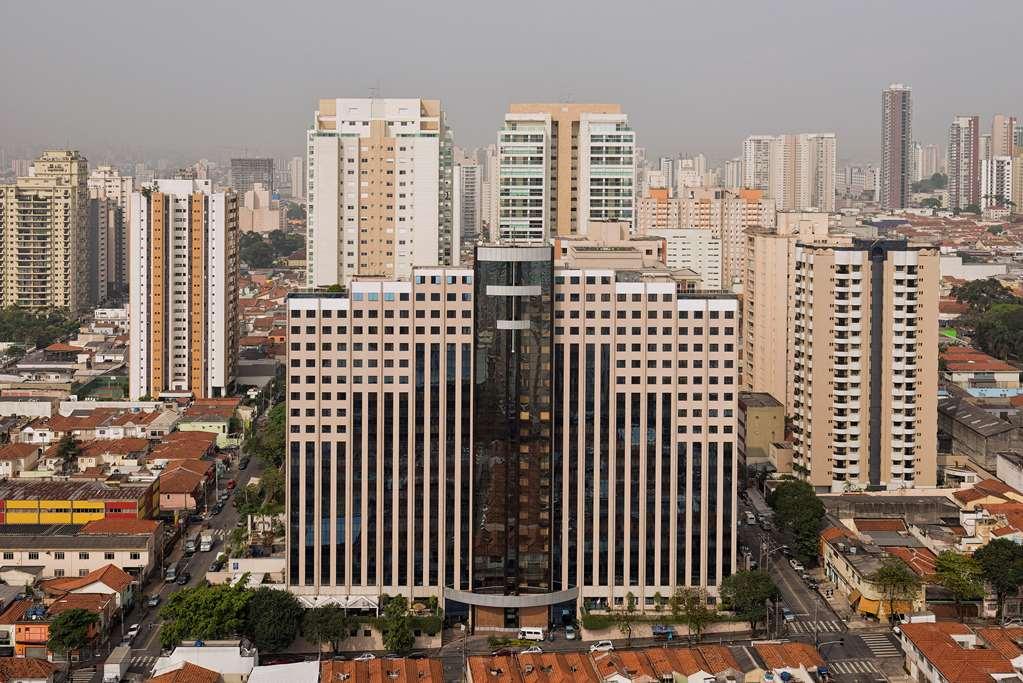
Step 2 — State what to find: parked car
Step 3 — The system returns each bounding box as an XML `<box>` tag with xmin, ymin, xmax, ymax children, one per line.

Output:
<box><xmin>212</xmin><ymin>503</ymin><xmax>224</xmax><ymax>515</ymax></box>
<box><xmin>123</xmin><ymin>623</ymin><xmax>141</xmax><ymax>644</ymax></box>
<box><xmin>407</xmin><ymin>652</ymin><xmax>427</xmax><ymax>660</ymax></box>
<box><xmin>789</xmin><ymin>558</ymin><xmax>805</xmax><ymax>572</ymax></box>
<box><xmin>490</xmin><ymin>648</ymin><xmax>512</xmax><ymax>657</ymax></box>
<box><xmin>520</xmin><ymin>646</ymin><xmax>543</xmax><ymax>655</ymax></box>
<box><xmin>590</xmin><ymin>640</ymin><xmax>614</xmax><ymax>653</ymax></box>
<box><xmin>782</xmin><ymin>607</ymin><xmax>796</xmax><ymax>623</ymax></box>
<box><xmin>218</xmin><ymin>491</ymin><xmax>230</xmax><ymax>503</ymax></box>
<box><xmin>175</xmin><ymin>571</ymin><xmax>191</xmax><ymax>585</ymax></box>
<box><xmin>564</xmin><ymin>625</ymin><xmax>577</xmax><ymax>640</ymax></box>
<box><xmin>239</xmin><ymin>458</ymin><xmax>250</xmax><ymax>470</ymax></box>
<box><xmin>226</xmin><ymin>479</ymin><xmax>237</xmax><ymax>490</ymax></box>
<box><xmin>353</xmin><ymin>653</ymin><xmax>375</xmax><ymax>662</ymax></box>
<box><xmin>146</xmin><ymin>595</ymin><xmax>161</xmax><ymax>608</ymax></box>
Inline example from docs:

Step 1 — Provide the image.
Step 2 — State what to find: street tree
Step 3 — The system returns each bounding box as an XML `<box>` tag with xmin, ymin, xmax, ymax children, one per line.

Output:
<box><xmin>933</xmin><ymin>551</ymin><xmax>984</xmax><ymax>621</ymax></box>
<box><xmin>867</xmin><ymin>558</ymin><xmax>922</xmax><ymax>623</ymax></box>
<box><xmin>248</xmin><ymin>587</ymin><xmax>303</xmax><ymax>652</ymax></box>
<box><xmin>159</xmin><ymin>581</ymin><xmax>253</xmax><ymax>649</ymax></box>
<box><xmin>952</xmin><ymin>278</ymin><xmax>1021</xmax><ymax>311</ymax></box>
<box><xmin>975</xmin><ymin>538</ymin><xmax>1023</xmax><ymax>621</ymax></box>
<box><xmin>303</xmin><ymin>604</ymin><xmax>355</xmax><ymax>654</ymax></box>
<box><xmin>380</xmin><ymin>595</ymin><xmax>415</xmax><ymax>654</ymax></box>
<box><xmin>720</xmin><ymin>570</ymin><xmax>779</xmax><ymax>633</ymax></box>
<box><xmin>672</xmin><ymin>587</ymin><xmax>715</xmax><ymax>643</ymax></box>
<box><xmin>47</xmin><ymin>608</ymin><xmax>99</xmax><ymax>656</ymax></box>
<box><xmin>767</xmin><ymin>479</ymin><xmax>825</xmax><ymax>561</ymax></box>
<box><xmin>614</xmin><ymin>592</ymin><xmax>638</xmax><ymax>645</ymax></box>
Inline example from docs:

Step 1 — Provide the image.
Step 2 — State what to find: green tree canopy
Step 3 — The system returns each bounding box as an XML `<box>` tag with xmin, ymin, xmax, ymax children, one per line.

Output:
<box><xmin>159</xmin><ymin>581</ymin><xmax>253</xmax><ymax>648</ymax></box>
<box><xmin>911</xmin><ymin>172</ymin><xmax>947</xmax><ymax>193</ymax></box>
<box><xmin>952</xmin><ymin>278</ymin><xmax>1021</xmax><ymax>311</ymax></box>
<box><xmin>933</xmin><ymin>550</ymin><xmax>984</xmax><ymax>621</ymax></box>
<box><xmin>303</xmin><ymin>605</ymin><xmax>355</xmax><ymax>653</ymax></box>
<box><xmin>767</xmin><ymin>479</ymin><xmax>825</xmax><ymax>561</ymax></box>
<box><xmin>246</xmin><ymin>403</ymin><xmax>285</xmax><ymax>468</ymax></box>
<box><xmin>0</xmin><ymin>307</ymin><xmax>80</xmax><ymax>349</ymax></box>
<box><xmin>868</xmin><ymin>558</ymin><xmax>922</xmax><ymax>623</ymax></box>
<box><xmin>614</xmin><ymin>592</ymin><xmax>638</xmax><ymax>644</ymax></box>
<box><xmin>720</xmin><ymin>570</ymin><xmax>779</xmax><ymax>632</ymax></box>
<box><xmin>47</xmin><ymin>608</ymin><xmax>99</xmax><ymax>655</ymax></box>
<box><xmin>267</xmin><ymin>229</ymin><xmax>304</xmax><ymax>257</ymax></box>
<box><xmin>240</xmin><ymin>240</ymin><xmax>275</xmax><ymax>268</ymax></box>
<box><xmin>975</xmin><ymin>538</ymin><xmax>1023</xmax><ymax>621</ymax></box>
<box><xmin>670</xmin><ymin>587</ymin><xmax>715</xmax><ymax>642</ymax></box>
<box><xmin>380</xmin><ymin>595</ymin><xmax>415</xmax><ymax>654</ymax></box>
<box><xmin>286</xmin><ymin>203</ymin><xmax>306</xmax><ymax>220</ymax></box>
<box><xmin>248</xmin><ymin>588</ymin><xmax>303</xmax><ymax>653</ymax></box>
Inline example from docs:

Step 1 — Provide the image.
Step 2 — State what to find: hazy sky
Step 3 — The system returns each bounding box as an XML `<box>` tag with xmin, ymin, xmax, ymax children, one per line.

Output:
<box><xmin>2</xmin><ymin>1</ymin><xmax>1021</xmax><ymax>165</ymax></box>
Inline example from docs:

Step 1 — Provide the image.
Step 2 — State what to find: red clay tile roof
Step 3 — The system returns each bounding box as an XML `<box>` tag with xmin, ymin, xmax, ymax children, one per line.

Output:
<box><xmin>163</xmin><ymin>459</ymin><xmax>212</xmax><ymax>477</ymax></box>
<box><xmin>954</xmin><ymin>488</ymin><xmax>991</xmax><ymax>504</ymax></box>
<box><xmin>975</xmin><ymin>479</ymin><xmax>1018</xmax><ymax>496</ymax></box>
<box><xmin>148</xmin><ymin>661</ymin><xmax>220</xmax><ymax>683</ymax></box>
<box><xmin>855</xmin><ymin>518</ymin><xmax>907</xmax><ymax>533</ymax></box>
<box><xmin>47</xmin><ymin>591</ymin><xmax>115</xmax><ymax>615</ymax></box>
<box><xmin>942</xmin><ymin>347</ymin><xmax>1019</xmax><ymax>373</ymax></box>
<box><xmin>320</xmin><ymin>659</ymin><xmax>445</xmax><ymax>682</ymax></box>
<box><xmin>41</xmin><ymin>564</ymin><xmax>133</xmax><ymax>594</ymax></box>
<box><xmin>0</xmin><ymin>656</ymin><xmax>57</xmax><ymax>678</ymax></box>
<box><xmin>81</xmin><ymin>518</ymin><xmax>160</xmax><ymax>535</ymax></box>
<box><xmin>0</xmin><ymin>599</ymin><xmax>31</xmax><ymax>625</ymax></box>
<box><xmin>900</xmin><ymin>622</ymin><xmax>1017</xmax><ymax>683</ymax></box>
<box><xmin>45</xmin><ymin>343</ymin><xmax>87</xmax><ymax>353</ymax></box>
<box><xmin>977</xmin><ymin>627</ymin><xmax>1023</xmax><ymax>660</ymax></box>
<box><xmin>754</xmin><ymin>642</ymin><xmax>824</xmax><ymax>670</ymax></box>
<box><xmin>78</xmin><ymin>438</ymin><xmax>150</xmax><ymax>458</ymax></box>
<box><xmin>158</xmin><ymin>468</ymin><xmax>205</xmax><ymax>494</ymax></box>
<box><xmin>821</xmin><ymin>526</ymin><xmax>854</xmax><ymax>543</ymax></box>
<box><xmin>0</xmin><ymin>443</ymin><xmax>39</xmax><ymax>461</ymax></box>
<box><xmin>884</xmin><ymin>546</ymin><xmax>938</xmax><ymax>576</ymax></box>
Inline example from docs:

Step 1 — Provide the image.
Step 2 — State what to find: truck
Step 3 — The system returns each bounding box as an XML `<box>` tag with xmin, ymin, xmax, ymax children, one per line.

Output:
<box><xmin>184</xmin><ymin>533</ymin><xmax>200</xmax><ymax>555</ymax></box>
<box><xmin>199</xmin><ymin>532</ymin><xmax>214</xmax><ymax>553</ymax></box>
<box><xmin>104</xmin><ymin>645</ymin><xmax>130</xmax><ymax>682</ymax></box>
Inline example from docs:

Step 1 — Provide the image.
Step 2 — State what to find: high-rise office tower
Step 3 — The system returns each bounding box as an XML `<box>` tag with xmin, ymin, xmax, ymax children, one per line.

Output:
<box><xmin>289</xmin><ymin>156</ymin><xmax>305</xmax><ymax>200</ymax></box>
<box><xmin>881</xmin><ymin>84</ymin><xmax>913</xmax><ymax>210</ymax></box>
<box><xmin>948</xmin><ymin>115</ymin><xmax>981</xmax><ymax>210</ymax></box>
<box><xmin>981</xmin><ymin>156</ymin><xmax>1013</xmax><ymax>210</ymax></box>
<box><xmin>993</xmin><ymin>115</ymin><xmax>1017</xmax><ymax>158</ymax></box>
<box><xmin>230</xmin><ymin>158</ymin><xmax>274</xmax><ymax>196</ymax></box>
<box><xmin>742</xmin><ymin>136</ymin><xmax>775</xmax><ymax>191</ymax></box>
<box><xmin>305</xmin><ymin>98</ymin><xmax>455</xmax><ymax>287</ymax></box>
<box><xmin>497</xmin><ymin>104</ymin><xmax>635</xmax><ymax>240</ymax></box>
<box><xmin>453</xmin><ymin>149</ymin><xmax>480</xmax><ymax>246</ymax></box>
<box><xmin>128</xmin><ymin>179</ymin><xmax>239</xmax><ymax>400</ymax></box>
<box><xmin>0</xmin><ymin>150</ymin><xmax>89</xmax><ymax>312</ymax></box>
<box><xmin>741</xmin><ymin>212</ymin><xmax>831</xmax><ymax>410</ymax></box>
<box><xmin>284</xmin><ymin>243</ymin><xmax>738</xmax><ymax>626</ymax></box>
<box><xmin>790</xmin><ymin>238</ymin><xmax>938</xmax><ymax>492</ymax></box>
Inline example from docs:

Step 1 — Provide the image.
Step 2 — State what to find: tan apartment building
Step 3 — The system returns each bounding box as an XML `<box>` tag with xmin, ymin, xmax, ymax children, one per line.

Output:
<box><xmin>286</xmin><ymin>242</ymin><xmax>739</xmax><ymax>629</ymax></box>
<box><xmin>128</xmin><ymin>179</ymin><xmax>239</xmax><ymax>400</ymax></box>
<box><xmin>737</xmin><ymin>392</ymin><xmax>785</xmax><ymax>468</ymax></box>
<box><xmin>790</xmin><ymin>238</ymin><xmax>939</xmax><ymax>491</ymax></box>
<box><xmin>741</xmin><ymin>211</ymin><xmax>830</xmax><ymax>408</ymax></box>
<box><xmin>0</xmin><ymin>151</ymin><xmax>89</xmax><ymax>312</ymax></box>
<box><xmin>497</xmin><ymin>103</ymin><xmax>634</xmax><ymax>240</ymax></box>
<box><xmin>306</xmin><ymin>98</ymin><xmax>455</xmax><ymax>287</ymax></box>
<box><xmin>637</xmin><ymin>187</ymin><xmax>773</xmax><ymax>289</ymax></box>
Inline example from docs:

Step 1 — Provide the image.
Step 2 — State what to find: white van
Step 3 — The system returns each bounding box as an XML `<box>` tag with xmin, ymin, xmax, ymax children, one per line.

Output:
<box><xmin>518</xmin><ymin>627</ymin><xmax>545</xmax><ymax>642</ymax></box>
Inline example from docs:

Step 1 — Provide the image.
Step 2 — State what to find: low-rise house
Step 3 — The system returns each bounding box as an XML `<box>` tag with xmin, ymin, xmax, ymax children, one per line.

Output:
<box><xmin>158</xmin><ymin>469</ymin><xmax>207</xmax><ymax>514</ymax></box>
<box><xmin>942</xmin><ymin>347</ymin><xmax>1021</xmax><ymax>390</ymax></box>
<box><xmin>0</xmin><ymin>444</ymin><xmax>41</xmax><ymax>478</ymax></box>
<box><xmin>15</xmin><ymin>598</ymin><xmax>106</xmax><ymax>661</ymax></box>
<box><xmin>752</xmin><ymin>643</ymin><xmax>826</xmax><ymax>683</ymax></box>
<box><xmin>74</xmin><ymin>438</ymin><xmax>149</xmax><ymax>471</ymax></box>
<box><xmin>0</xmin><ymin>600</ymin><xmax>31</xmax><ymax>657</ymax></box>
<box><xmin>898</xmin><ymin>622</ymin><xmax>1022</xmax><ymax>683</ymax></box>
<box><xmin>152</xmin><ymin>642</ymin><xmax>256</xmax><ymax>683</ymax></box>
<box><xmin>0</xmin><ymin>519</ymin><xmax>160</xmax><ymax>580</ymax></box>
<box><xmin>177</xmin><ymin>401</ymin><xmax>240</xmax><ymax>449</ymax></box>
<box><xmin>40</xmin><ymin>563</ymin><xmax>134</xmax><ymax>609</ymax></box>
<box><xmin>150</xmin><ymin>431</ymin><xmax>216</xmax><ymax>461</ymax></box>
<box><xmin>0</xmin><ymin>656</ymin><xmax>56</xmax><ymax>682</ymax></box>
<box><xmin>148</xmin><ymin>662</ymin><xmax>220</xmax><ymax>683</ymax></box>
<box><xmin>322</xmin><ymin>658</ymin><xmax>445</xmax><ymax>683</ymax></box>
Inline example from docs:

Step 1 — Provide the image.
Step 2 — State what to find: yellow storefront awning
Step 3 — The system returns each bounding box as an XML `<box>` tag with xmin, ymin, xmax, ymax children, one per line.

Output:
<box><xmin>847</xmin><ymin>589</ymin><xmax>862</xmax><ymax>606</ymax></box>
<box><xmin>858</xmin><ymin>598</ymin><xmax>881</xmax><ymax>616</ymax></box>
<box><xmin>889</xmin><ymin>600</ymin><xmax>915</xmax><ymax>615</ymax></box>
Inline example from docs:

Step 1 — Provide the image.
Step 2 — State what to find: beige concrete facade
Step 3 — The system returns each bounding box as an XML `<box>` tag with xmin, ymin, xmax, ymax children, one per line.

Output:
<box><xmin>790</xmin><ymin>239</ymin><xmax>939</xmax><ymax>491</ymax></box>
<box><xmin>286</xmin><ymin>245</ymin><xmax>738</xmax><ymax>621</ymax></box>
<box><xmin>0</xmin><ymin>151</ymin><xmax>89</xmax><ymax>312</ymax></box>
<box><xmin>740</xmin><ymin>212</ymin><xmax>830</xmax><ymax>408</ymax></box>
<box><xmin>737</xmin><ymin>392</ymin><xmax>784</xmax><ymax>467</ymax></box>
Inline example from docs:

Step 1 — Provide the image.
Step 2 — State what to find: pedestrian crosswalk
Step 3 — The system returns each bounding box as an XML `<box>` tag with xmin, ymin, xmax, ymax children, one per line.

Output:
<box><xmin>860</xmin><ymin>631</ymin><xmax>902</xmax><ymax>658</ymax></box>
<box><xmin>129</xmin><ymin>655</ymin><xmax>158</xmax><ymax>672</ymax></box>
<box><xmin>827</xmin><ymin>659</ymin><xmax>881</xmax><ymax>675</ymax></box>
<box><xmin>787</xmin><ymin>619</ymin><xmax>844</xmax><ymax>634</ymax></box>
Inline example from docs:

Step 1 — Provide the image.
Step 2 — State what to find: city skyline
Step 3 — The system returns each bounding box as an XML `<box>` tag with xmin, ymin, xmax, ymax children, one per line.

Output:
<box><xmin>2</xmin><ymin>1</ymin><xmax>1022</xmax><ymax>164</ymax></box>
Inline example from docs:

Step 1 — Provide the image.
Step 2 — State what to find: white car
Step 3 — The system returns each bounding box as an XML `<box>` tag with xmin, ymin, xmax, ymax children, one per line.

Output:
<box><xmin>789</xmin><ymin>558</ymin><xmax>805</xmax><ymax>572</ymax></box>
<box><xmin>520</xmin><ymin>645</ymin><xmax>543</xmax><ymax>654</ymax></box>
<box><xmin>353</xmin><ymin>653</ymin><xmax>376</xmax><ymax>662</ymax></box>
<box><xmin>565</xmin><ymin>625</ymin><xmax>577</xmax><ymax>640</ymax></box>
<box><xmin>124</xmin><ymin>623</ymin><xmax>141</xmax><ymax>642</ymax></box>
<box><xmin>590</xmin><ymin>640</ymin><xmax>614</xmax><ymax>653</ymax></box>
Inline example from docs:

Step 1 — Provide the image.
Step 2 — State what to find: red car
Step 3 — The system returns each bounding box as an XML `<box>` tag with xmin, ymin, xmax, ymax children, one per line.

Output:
<box><xmin>226</xmin><ymin>479</ymin><xmax>237</xmax><ymax>490</ymax></box>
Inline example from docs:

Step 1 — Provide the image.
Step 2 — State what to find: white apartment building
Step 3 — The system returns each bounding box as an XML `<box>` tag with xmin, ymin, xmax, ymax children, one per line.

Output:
<box><xmin>288</xmin><ymin>156</ymin><xmax>305</xmax><ymax>199</ymax></box>
<box><xmin>723</xmin><ymin>158</ymin><xmax>743</xmax><ymax>190</ymax></box>
<box><xmin>498</xmin><ymin>104</ymin><xmax>634</xmax><ymax>240</ymax></box>
<box><xmin>88</xmin><ymin>166</ymin><xmax>134</xmax><ymax>212</ymax></box>
<box><xmin>453</xmin><ymin>155</ymin><xmax>481</xmax><ymax>243</ymax></box>
<box><xmin>305</xmin><ymin>98</ymin><xmax>455</xmax><ymax>287</ymax></box>
<box><xmin>646</xmin><ymin>228</ymin><xmax>722</xmax><ymax>288</ymax></box>
<box><xmin>128</xmin><ymin>179</ymin><xmax>239</xmax><ymax>400</ymax></box>
<box><xmin>742</xmin><ymin>136</ymin><xmax>775</xmax><ymax>191</ymax></box>
<box><xmin>981</xmin><ymin>156</ymin><xmax>1013</xmax><ymax>210</ymax></box>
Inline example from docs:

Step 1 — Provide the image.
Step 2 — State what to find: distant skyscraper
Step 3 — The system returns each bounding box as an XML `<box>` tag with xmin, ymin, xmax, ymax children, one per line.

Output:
<box><xmin>0</xmin><ymin>151</ymin><xmax>89</xmax><ymax>312</ymax></box>
<box><xmin>659</xmin><ymin>156</ymin><xmax>675</xmax><ymax>190</ymax></box>
<box><xmin>742</xmin><ymin>136</ymin><xmax>775</xmax><ymax>191</ymax></box>
<box><xmin>911</xmin><ymin>142</ymin><xmax>924</xmax><ymax>182</ymax></box>
<box><xmin>980</xmin><ymin>133</ymin><xmax>993</xmax><ymax>162</ymax></box>
<box><xmin>881</xmin><ymin>84</ymin><xmax>913</xmax><ymax>210</ymax></box>
<box><xmin>88</xmin><ymin>166</ymin><xmax>134</xmax><ymax>213</ymax></box>
<box><xmin>453</xmin><ymin>148</ymin><xmax>481</xmax><ymax>245</ymax></box>
<box><xmin>305</xmin><ymin>98</ymin><xmax>455</xmax><ymax>287</ymax></box>
<box><xmin>1015</xmin><ymin>124</ymin><xmax>1023</xmax><ymax>152</ymax></box>
<box><xmin>948</xmin><ymin>115</ymin><xmax>981</xmax><ymax>210</ymax></box>
<box><xmin>920</xmin><ymin>144</ymin><xmax>941</xmax><ymax>179</ymax></box>
<box><xmin>288</xmin><ymin>156</ymin><xmax>305</xmax><ymax>199</ymax></box>
<box><xmin>497</xmin><ymin>103</ymin><xmax>635</xmax><ymax>240</ymax></box>
<box><xmin>723</xmin><ymin>158</ymin><xmax>743</xmax><ymax>190</ymax></box>
<box><xmin>128</xmin><ymin>179</ymin><xmax>239</xmax><ymax>400</ymax></box>
<box><xmin>992</xmin><ymin>114</ymin><xmax>1017</xmax><ymax>158</ymax></box>
<box><xmin>230</xmin><ymin>158</ymin><xmax>274</xmax><ymax>196</ymax></box>
<box><xmin>478</xmin><ymin>144</ymin><xmax>499</xmax><ymax>240</ymax></box>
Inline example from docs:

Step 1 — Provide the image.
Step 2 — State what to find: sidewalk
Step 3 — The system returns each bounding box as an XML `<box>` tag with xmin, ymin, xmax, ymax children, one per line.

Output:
<box><xmin>747</xmin><ymin>487</ymin><xmax>772</xmax><ymax>516</ymax></box>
